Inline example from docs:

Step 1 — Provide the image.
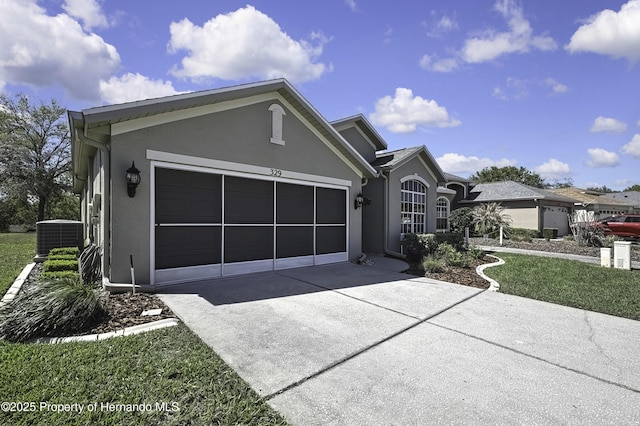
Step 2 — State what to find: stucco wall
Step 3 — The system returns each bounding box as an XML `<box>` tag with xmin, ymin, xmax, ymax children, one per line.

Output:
<box><xmin>362</xmin><ymin>178</ymin><xmax>385</xmax><ymax>253</ymax></box>
<box><xmin>337</xmin><ymin>127</ymin><xmax>377</xmax><ymax>163</ymax></box>
<box><xmin>108</xmin><ymin>97</ymin><xmax>363</xmax><ymax>284</ymax></box>
<box><xmin>386</xmin><ymin>157</ymin><xmax>440</xmax><ymax>253</ymax></box>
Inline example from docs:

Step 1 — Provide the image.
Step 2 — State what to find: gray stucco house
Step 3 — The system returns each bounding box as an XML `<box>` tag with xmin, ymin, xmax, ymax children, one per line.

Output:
<box><xmin>69</xmin><ymin>79</ymin><xmax>446</xmax><ymax>289</ymax></box>
<box><xmin>461</xmin><ymin>181</ymin><xmax>575</xmax><ymax>236</ymax></box>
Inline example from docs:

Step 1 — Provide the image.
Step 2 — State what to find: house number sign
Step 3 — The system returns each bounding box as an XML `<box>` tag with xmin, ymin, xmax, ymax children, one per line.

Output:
<box><xmin>270</xmin><ymin>168</ymin><xmax>282</xmax><ymax>177</ymax></box>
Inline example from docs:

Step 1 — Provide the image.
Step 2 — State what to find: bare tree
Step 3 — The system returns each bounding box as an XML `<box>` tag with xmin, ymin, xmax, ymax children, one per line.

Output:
<box><xmin>0</xmin><ymin>94</ymin><xmax>71</xmax><ymax>222</ymax></box>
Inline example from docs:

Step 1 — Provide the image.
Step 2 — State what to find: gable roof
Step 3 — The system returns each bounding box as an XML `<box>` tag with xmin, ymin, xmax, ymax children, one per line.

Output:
<box><xmin>606</xmin><ymin>191</ymin><xmax>640</xmax><ymax>206</ymax></box>
<box><xmin>443</xmin><ymin>172</ymin><xmax>473</xmax><ymax>183</ymax></box>
<box><xmin>371</xmin><ymin>146</ymin><xmax>447</xmax><ymax>183</ymax></box>
<box><xmin>330</xmin><ymin>114</ymin><xmax>387</xmax><ymax>151</ymax></box>
<box><xmin>68</xmin><ymin>79</ymin><xmax>378</xmax><ymax>186</ymax></box>
<box><xmin>550</xmin><ymin>187</ymin><xmax>638</xmax><ymax>207</ymax></box>
<box><xmin>463</xmin><ymin>181</ymin><xmax>574</xmax><ymax>203</ymax></box>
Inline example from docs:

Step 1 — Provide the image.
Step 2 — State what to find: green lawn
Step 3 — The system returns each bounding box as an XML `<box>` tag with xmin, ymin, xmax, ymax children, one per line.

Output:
<box><xmin>484</xmin><ymin>253</ymin><xmax>640</xmax><ymax>321</ymax></box>
<box><xmin>0</xmin><ymin>233</ymin><xmax>36</xmax><ymax>297</ymax></box>
<box><xmin>0</xmin><ymin>233</ymin><xmax>288</xmax><ymax>425</ymax></box>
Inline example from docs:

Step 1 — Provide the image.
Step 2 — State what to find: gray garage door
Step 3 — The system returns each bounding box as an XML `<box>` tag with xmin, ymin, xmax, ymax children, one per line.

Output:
<box><xmin>154</xmin><ymin>167</ymin><xmax>347</xmax><ymax>284</ymax></box>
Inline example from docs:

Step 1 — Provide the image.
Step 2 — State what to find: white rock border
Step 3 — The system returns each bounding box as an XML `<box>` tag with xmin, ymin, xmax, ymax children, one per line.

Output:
<box><xmin>2</xmin><ymin>263</ymin><xmax>181</xmax><ymax>344</ymax></box>
<box><xmin>476</xmin><ymin>254</ymin><xmax>505</xmax><ymax>291</ymax></box>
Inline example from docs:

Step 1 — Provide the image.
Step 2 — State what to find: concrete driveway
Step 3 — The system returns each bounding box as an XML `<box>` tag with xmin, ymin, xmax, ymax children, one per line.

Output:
<box><xmin>159</xmin><ymin>262</ymin><xmax>640</xmax><ymax>425</ymax></box>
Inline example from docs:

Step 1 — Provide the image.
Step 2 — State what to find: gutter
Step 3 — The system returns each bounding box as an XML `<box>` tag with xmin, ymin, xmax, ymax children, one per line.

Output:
<box><xmin>72</xmin><ymin>125</ymin><xmax>114</xmax><ymax>292</ymax></box>
<box><xmin>381</xmin><ymin>171</ymin><xmax>405</xmax><ymax>259</ymax></box>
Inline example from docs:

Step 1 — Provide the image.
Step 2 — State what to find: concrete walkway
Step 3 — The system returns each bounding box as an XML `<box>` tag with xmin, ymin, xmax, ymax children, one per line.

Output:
<box><xmin>158</xmin><ymin>262</ymin><xmax>640</xmax><ymax>425</ymax></box>
<box><xmin>478</xmin><ymin>245</ymin><xmax>640</xmax><ymax>269</ymax></box>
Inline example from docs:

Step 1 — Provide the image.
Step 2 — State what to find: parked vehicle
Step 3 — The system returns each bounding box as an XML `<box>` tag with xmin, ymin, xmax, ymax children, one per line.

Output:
<box><xmin>597</xmin><ymin>214</ymin><xmax>640</xmax><ymax>239</ymax></box>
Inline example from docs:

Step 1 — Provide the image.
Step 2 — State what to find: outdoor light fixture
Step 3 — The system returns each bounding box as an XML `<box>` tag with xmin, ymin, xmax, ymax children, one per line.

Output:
<box><xmin>126</xmin><ymin>161</ymin><xmax>141</xmax><ymax>198</ymax></box>
<box><xmin>354</xmin><ymin>192</ymin><xmax>365</xmax><ymax>209</ymax></box>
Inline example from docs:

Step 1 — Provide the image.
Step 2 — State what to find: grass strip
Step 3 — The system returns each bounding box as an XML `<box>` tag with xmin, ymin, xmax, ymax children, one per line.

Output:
<box><xmin>0</xmin><ymin>233</ymin><xmax>36</xmax><ymax>297</ymax></box>
<box><xmin>0</xmin><ymin>324</ymin><xmax>288</xmax><ymax>426</ymax></box>
<box><xmin>484</xmin><ymin>253</ymin><xmax>640</xmax><ymax>321</ymax></box>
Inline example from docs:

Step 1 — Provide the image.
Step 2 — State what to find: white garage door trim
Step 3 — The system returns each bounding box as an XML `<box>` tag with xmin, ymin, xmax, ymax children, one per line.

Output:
<box><xmin>150</xmin><ymin>160</ymin><xmax>350</xmax><ymax>286</ymax></box>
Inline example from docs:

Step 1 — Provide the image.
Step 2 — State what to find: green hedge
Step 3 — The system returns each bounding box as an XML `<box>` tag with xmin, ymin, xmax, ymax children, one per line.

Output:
<box><xmin>543</xmin><ymin>228</ymin><xmax>559</xmax><ymax>240</ymax></box>
<box><xmin>508</xmin><ymin>228</ymin><xmax>540</xmax><ymax>242</ymax></box>
<box><xmin>43</xmin><ymin>259</ymin><xmax>78</xmax><ymax>273</ymax></box>
<box><xmin>49</xmin><ymin>247</ymin><xmax>80</xmax><ymax>257</ymax></box>
<box><xmin>47</xmin><ymin>254</ymin><xmax>78</xmax><ymax>261</ymax></box>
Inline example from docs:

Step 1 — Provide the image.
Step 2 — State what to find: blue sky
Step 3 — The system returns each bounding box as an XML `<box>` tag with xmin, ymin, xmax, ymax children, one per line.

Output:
<box><xmin>2</xmin><ymin>0</ymin><xmax>639</xmax><ymax>189</ymax></box>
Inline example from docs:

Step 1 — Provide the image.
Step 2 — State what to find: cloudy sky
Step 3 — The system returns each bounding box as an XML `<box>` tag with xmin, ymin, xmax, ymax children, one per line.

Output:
<box><xmin>2</xmin><ymin>0</ymin><xmax>639</xmax><ymax>189</ymax></box>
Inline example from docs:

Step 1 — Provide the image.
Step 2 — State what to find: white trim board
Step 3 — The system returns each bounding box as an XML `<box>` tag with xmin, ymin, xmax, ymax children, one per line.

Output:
<box><xmin>147</xmin><ymin>150</ymin><xmax>352</xmax><ymax>187</ymax></box>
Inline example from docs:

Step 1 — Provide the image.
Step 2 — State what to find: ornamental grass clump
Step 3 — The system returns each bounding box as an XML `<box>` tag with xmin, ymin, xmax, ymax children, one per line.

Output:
<box><xmin>0</xmin><ymin>276</ymin><xmax>105</xmax><ymax>342</ymax></box>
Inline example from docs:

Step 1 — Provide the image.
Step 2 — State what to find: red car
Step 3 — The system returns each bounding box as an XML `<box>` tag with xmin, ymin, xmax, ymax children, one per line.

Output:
<box><xmin>598</xmin><ymin>214</ymin><xmax>640</xmax><ymax>239</ymax></box>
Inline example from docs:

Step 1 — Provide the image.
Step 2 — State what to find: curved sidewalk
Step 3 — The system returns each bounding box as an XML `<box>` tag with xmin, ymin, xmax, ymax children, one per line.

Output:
<box><xmin>477</xmin><ymin>245</ymin><xmax>640</xmax><ymax>269</ymax></box>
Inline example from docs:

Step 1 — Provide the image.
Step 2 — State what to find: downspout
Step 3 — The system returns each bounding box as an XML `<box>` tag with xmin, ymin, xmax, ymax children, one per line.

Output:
<box><xmin>74</xmin><ymin>127</ymin><xmax>112</xmax><ymax>290</ymax></box>
<box><xmin>381</xmin><ymin>171</ymin><xmax>405</xmax><ymax>259</ymax></box>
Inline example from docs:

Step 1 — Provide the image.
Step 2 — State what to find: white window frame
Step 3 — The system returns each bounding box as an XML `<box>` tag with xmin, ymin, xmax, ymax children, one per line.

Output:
<box><xmin>436</xmin><ymin>196</ymin><xmax>450</xmax><ymax>232</ymax></box>
<box><xmin>401</xmin><ymin>179</ymin><xmax>427</xmax><ymax>234</ymax></box>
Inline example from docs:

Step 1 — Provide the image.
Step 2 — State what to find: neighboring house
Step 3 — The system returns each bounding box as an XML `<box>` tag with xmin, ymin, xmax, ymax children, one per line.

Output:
<box><xmin>550</xmin><ymin>187</ymin><xmax>640</xmax><ymax>219</ymax></box>
<box><xmin>460</xmin><ymin>181</ymin><xmax>575</xmax><ymax>236</ymax></box>
<box><xmin>69</xmin><ymin>79</ymin><xmax>446</xmax><ymax>288</ymax></box>
<box><xmin>606</xmin><ymin>191</ymin><xmax>640</xmax><ymax>213</ymax></box>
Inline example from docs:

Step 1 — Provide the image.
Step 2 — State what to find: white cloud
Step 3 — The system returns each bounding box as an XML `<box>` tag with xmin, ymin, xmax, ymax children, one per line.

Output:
<box><xmin>62</xmin><ymin>0</ymin><xmax>109</xmax><ymax>31</ymax></box>
<box><xmin>369</xmin><ymin>88</ymin><xmax>461</xmax><ymax>133</ymax></box>
<box><xmin>534</xmin><ymin>158</ymin><xmax>572</xmax><ymax>180</ymax></box>
<box><xmin>460</xmin><ymin>0</ymin><xmax>557</xmax><ymax>63</ymax></box>
<box><xmin>0</xmin><ymin>0</ymin><xmax>120</xmax><ymax>101</ymax></box>
<box><xmin>168</xmin><ymin>6</ymin><xmax>330</xmax><ymax>83</ymax></box>
<box><xmin>492</xmin><ymin>77</ymin><xmax>528</xmax><ymax>100</ymax></box>
<box><xmin>436</xmin><ymin>153</ymin><xmax>517</xmax><ymax>175</ymax></box>
<box><xmin>345</xmin><ymin>0</ymin><xmax>357</xmax><ymax>12</ymax></box>
<box><xmin>544</xmin><ymin>78</ymin><xmax>568</xmax><ymax>94</ymax></box>
<box><xmin>99</xmin><ymin>73</ymin><xmax>182</xmax><ymax>104</ymax></box>
<box><xmin>586</xmin><ymin>148</ymin><xmax>620</xmax><ymax>167</ymax></box>
<box><xmin>566</xmin><ymin>0</ymin><xmax>640</xmax><ymax>62</ymax></box>
<box><xmin>419</xmin><ymin>55</ymin><xmax>459</xmax><ymax>72</ymax></box>
<box><xmin>423</xmin><ymin>12</ymin><xmax>458</xmax><ymax>38</ymax></box>
<box><xmin>622</xmin><ymin>134</ymin><xmax>640</xmax><ymax>158</ymax></box>
<box><xmin>589</xmin><ymin>116</ymin><xmax>628</xmax><ymax>133</ymax></box>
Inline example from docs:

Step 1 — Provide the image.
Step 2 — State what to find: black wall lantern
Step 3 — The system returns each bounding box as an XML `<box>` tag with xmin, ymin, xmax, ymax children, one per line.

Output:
<box><xmin>354</xmin><ymin>193</ymin><xmax>364</xmax><ymax>209</ymax></box>
<box><xmin>126</xmin><ymin>162</ymin><xmax>141</xmax><ymax>198</ymax></box>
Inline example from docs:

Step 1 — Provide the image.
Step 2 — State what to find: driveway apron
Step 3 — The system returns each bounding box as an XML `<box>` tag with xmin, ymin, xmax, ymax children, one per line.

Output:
<box><xmin>158</xmin><ymin>262</ymin><xmax>640</xmax><ymax>425</ymax></box>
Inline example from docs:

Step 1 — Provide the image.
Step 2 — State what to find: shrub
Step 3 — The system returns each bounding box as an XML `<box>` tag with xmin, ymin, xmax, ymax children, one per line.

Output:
<box><xmin>79</xmin><ymin>244</ymin><xmax>102</xmax><ymax>284</ymax></box>
<box><xmin>0</xmin><ymin>276</ymin><xmax>105</xmax><ymax>342</ymax></box>
<box><xmin>449</xmin><ymin>207</ymin><xmax>474</xmax><ymax>234</ymax></box>
<box><xmin>418</xmin><ymin>234</ymin><xmax>438</xmax><ymax>255</ymax></box>
<box><xmin>467</xmin><ymin>245</ymin><xmax>486</xmax><ymax>260</ymax></box>
<box><xmin>542</xmin><ymin>228</ymin><xmax>558</xmax><ymax>240</ymax></box>
<box><xmin>570</xmin><ymin>221</ymin><xmax>604</xmax><ymax>247</ymax></box>
<box><xmin>422</xmin><ymin>255</ymin><xmax>446</xmax><ymax>273</ymax></box>
<box><xmin>49</xmin><ymin>247</ymin><xmax>80</xmax><ymax>257</ymax></box>
<box><xmin>508</xmin><ymin>228</ymin><xmax>539</xmax><ymax>242</ymax></box>
<box><xmin>43</xmin><ymin>259</ymin><xmax>78</xmax><ymax>273</ymax></box>
<box><xmin>472</xmin><ymin>202</ymin><xmax>512</xmax><ymax>236</ymax></box>
<box><xmin>434</xmin><ymin>232</ymin><xmax>465</xmax><ymax>251</ymax></box>
<box><xmin>47</xmin><ymin>254</ymin><xmax>78</xmax><ymax>261</ymax></box>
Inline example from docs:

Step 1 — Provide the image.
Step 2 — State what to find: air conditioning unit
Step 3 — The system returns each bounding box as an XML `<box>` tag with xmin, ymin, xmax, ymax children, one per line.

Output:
<box><xmin>35</xmin><ymin>219</ymin><xmax>83</xmax><ymax>260</ymax></box>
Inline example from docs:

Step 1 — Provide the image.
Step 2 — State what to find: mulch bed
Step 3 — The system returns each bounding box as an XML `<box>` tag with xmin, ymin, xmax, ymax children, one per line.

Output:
<box><xmin>20</xmin><ymin>263</ymin><xmax>177</xmax><ymax>337</ymax></box>
<box><xmin>406</xmin><ymin>255</ymin><xmax>495</xmax><ymax>289</ymax></box>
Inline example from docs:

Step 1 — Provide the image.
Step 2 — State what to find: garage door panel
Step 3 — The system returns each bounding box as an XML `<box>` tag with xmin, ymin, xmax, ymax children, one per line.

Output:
<box><xmin>156</xmin><ymin>168</ymin><xmax>221</xmax><ymax>223</ymax></box>
<box><xmin>277</xmin><ymin>183</ymin><xmax>314</xmax><ymax>224</ymax></box>
<box><xmin>316</xmin><ymin>226</ymin><xmax>347</xmax><ymax>255</ymax></box>
<box><xmin>156</xmin><ymin>226</ymin><xmax>221</xmax><ymax>269</ymax></box>
<box><xmin>225</xmin><ymin>176</ymin><xmax>274</xmax><ymax>224</ymax></box>
<box><xmin>317</xmin><ymin>187</ymin><xmax>346</xmax><ymax>224</ymax></box>
<box><xmin>225</xmin><ymin>226</ymin><xmax>274</xmax><ymax>263</ymax></box>
<box><xmin>276</xmin><ymin>226</ymin><xmax>314</xmax><ymax>258</ymax></box>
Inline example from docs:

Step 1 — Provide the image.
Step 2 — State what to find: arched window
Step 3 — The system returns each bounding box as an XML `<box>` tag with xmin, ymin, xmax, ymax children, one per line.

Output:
<box><xmin>436</xmin><ymin>197</ymin><xmax>450</xmax><ymax>232</ymax></box>
<box><xmin>401</xmin><ymin>180</ymin><xmax>427</xmax><ymax>234</ymax></box>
